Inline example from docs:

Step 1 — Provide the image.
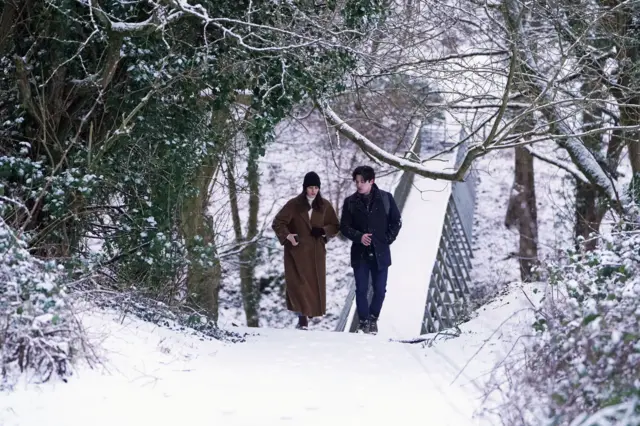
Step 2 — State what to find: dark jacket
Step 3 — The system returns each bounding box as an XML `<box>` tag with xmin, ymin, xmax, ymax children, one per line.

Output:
<box><xmin>340</xmin><ymin>184</ymin><xmax>402</xmax><ymax>269</ymax></box>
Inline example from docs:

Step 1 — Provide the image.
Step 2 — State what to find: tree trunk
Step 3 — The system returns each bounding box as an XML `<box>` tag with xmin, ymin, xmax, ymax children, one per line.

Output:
<box><xmin>627</xmin><ymin>132</ymin><xmax>640</xmax><ymax>179</ymax></box>
<box><xmin>0</xmin><ymin>0</ymin><xmax>20</xmax><ymax>56</ymax></box>
<box><xmin>181</xmin><ymin>152</ymin><xmax>222</xmax><ymax>320</ymax></box>
<box><xmin>227</xmin><ymin>147</ymin><xmax>261</xmax><ymax>327</ymax></box>
<box><xmin>603</xmin><ymin>0</ymin><xmax>640</xmax><ymax>199</ymax></box>
<box><xmin>621</xmin><ymin>5</ymin><xmax>640</xmax><ymax>176</ymax></box>
<box><xmin>505</xmin><ymin>135</ymin><xmax>539</xmax><ymax>281</ymax></box>
<box><xmin>619</xmin><ymin>93</ymin><xmax>640</xmax><ymax>185</ymax></box>
<box><xmin>574</xmin><ymin>180</ymin><xmax>602</xmax><ymax>251</ymax></box>
<box><xmin>609</xmin><ymin>74</ymin><xmax>640</xmax><ymax>203</ymax></box>
<box><xmin>240</xmin><ymin>149</ymin><xmax>261</xmax><ymax>327</ymax></box>
<box><xmin>574</xmin><ymin>78</ymin><xmax>605</xmax><ymax>251</ymax></box>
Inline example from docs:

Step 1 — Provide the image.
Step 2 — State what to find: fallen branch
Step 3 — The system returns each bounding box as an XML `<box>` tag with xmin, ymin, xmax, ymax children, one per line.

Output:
<box><xmin>389</xmin><ymin>327</ymin><xmax>461</xmax><ymax>345</ymax></box>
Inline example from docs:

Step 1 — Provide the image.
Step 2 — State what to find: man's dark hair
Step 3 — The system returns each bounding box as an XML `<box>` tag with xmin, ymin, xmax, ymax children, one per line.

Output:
<box><xmin>352</xmin><ymin>166</ymin><xmax>375</xmax><ymax>182</ymax></box>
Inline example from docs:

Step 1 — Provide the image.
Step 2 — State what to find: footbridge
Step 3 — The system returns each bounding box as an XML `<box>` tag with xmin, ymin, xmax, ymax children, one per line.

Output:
<box><xmin>335</xmin><ymin>125</ymin><xmax>478</xmax><ymax>339</ymax></box>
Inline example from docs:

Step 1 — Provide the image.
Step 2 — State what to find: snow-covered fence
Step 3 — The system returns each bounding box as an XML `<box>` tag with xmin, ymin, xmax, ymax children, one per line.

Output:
<box><xmin>421</xmin><ymin>131</ymin><xmax>478</xmax><ymax>333</ymax></box>
<box><xmin>451</xmin><ymin>136</ymin><xmax>477</xmax><ymax>246</ymax></box>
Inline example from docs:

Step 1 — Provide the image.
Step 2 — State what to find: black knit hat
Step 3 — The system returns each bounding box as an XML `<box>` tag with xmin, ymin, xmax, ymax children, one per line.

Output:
<box><xmin>302</xmin><ymin>171</ymin><xmax>321</xmax><ymax>189</ymax></box>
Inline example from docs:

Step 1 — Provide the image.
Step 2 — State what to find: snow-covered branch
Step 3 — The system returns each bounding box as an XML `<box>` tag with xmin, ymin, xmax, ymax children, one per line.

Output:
<box><xmin>524</xmin><ymin>146</ymin><xmax>589</xmax><ymax>184</ymax></box>
<box><xmin>358</xmin><ymin>49</ymin><xmax>510</xmax><ymax>76</ymax></box>
<box><xmin>317</xmin><ymin>26</ymin><xmax>523</xmax><ymax>182</ymax></box>
<box><xmin>81</xmin><ymin>0</ymin><xmax>365</xmax><ymax>54</ymax></box>
<box><xmin>318</xmin><ymin>100</ymin><xmax>479</xmax><ymax>182</ymax></box>
<box><xmin>502</xmin><ymin>0</ymin><xmax>623</xmax><ymax>207</ymax></box>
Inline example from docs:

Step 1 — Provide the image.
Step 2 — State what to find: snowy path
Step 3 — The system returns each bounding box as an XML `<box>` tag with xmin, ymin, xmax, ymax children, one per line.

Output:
<box><xmin>1</xmin><ymin>284</ymin><xmax>541</xmax><ymax>426</ymax></box>
<box><xmin>377</xmin><ymin>156</ymin><xmax>455</xmax><ymax>339</ymax></box>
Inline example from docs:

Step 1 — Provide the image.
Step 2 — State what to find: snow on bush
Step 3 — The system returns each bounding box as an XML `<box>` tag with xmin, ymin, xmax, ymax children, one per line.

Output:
<box><xmin>568</xmin><ymin>398</ymin><xmax>640</xmax><ymax>426</ymax></box>
<box><xmin>0</xmin><ymin>218</ymin><xmax>85</xmax><ymax>389</ymax></box>
<box><xmin>91</xmin><ymin>291</ymin><xmax>247</xmax><ymax>343</ymax></box>
<box><xmin>503</xmin><ymin>223</ymin><xmax>640</xmax><ymax>425</ymax></box>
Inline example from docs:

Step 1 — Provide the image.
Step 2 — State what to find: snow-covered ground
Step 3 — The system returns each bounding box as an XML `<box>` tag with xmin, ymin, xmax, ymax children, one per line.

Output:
<box><xmin>4</xmin><ymin>1</ymin><xmax>634</xmax><ymax>422</ymax></box>
<box><xmin>1</xmin><ymin>130</ymin><xmax>560</xmax><ymax>424</ymax></box>
<box><xmin>0</xmin><ymin>281</ymin><xmax>543</xmax><ymax>426</ymax></box>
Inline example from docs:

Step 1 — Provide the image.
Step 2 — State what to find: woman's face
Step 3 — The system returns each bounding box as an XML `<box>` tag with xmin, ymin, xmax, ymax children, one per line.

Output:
<box><xmin>306</xmin><ymin>186</ymin><xmax>319</xmax><ymax>198</ymax></box>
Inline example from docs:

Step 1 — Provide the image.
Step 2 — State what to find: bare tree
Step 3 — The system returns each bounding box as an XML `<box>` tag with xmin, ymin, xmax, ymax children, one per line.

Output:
<box><xmin>318</xmin><ymin>0</ymin><xmax>638</xmax><ymax>215</ymax></box>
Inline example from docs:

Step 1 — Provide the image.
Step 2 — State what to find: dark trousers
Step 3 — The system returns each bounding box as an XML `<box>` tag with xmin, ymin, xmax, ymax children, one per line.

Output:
<box><xmin>353</xmin><ymin>257</ymin><xmax>389</xmax><ymax>321</ymax></box>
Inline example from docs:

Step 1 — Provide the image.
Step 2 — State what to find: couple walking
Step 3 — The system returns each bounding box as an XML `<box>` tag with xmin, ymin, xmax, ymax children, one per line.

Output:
<box><xmin>271</xmin><ymin>166</ymin><xmax>402</xmax><ymax>334</ymax></box>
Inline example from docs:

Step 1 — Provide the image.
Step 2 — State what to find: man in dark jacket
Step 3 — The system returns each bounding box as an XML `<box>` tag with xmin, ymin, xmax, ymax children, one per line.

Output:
<box><xmin>340</xmin><ymin>166</ymin><xmax>402</xmax><ymax>334</ymax></box>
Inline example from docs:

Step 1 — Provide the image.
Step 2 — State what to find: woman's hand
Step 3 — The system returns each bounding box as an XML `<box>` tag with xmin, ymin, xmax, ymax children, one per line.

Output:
<box><xmin>286</xmin><ymin>234</ymin><xmax>299</xmax><ymax>246</ymax></box>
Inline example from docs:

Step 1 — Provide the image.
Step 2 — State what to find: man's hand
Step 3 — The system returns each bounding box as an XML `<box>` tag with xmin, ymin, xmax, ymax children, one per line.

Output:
<box><xmin>286</xmin><ymin>234</ymin><xmax>299</xmax><ymax>246</ymax></box>
<box><xmin>361</xmin><ymin>233</ymin><xmax>372</xmax><ymax>246</ymax></box>
<box><xmin>310</xmin><ymin>227</ymin><xmax>325</xmax><ymax>238</ymax></box>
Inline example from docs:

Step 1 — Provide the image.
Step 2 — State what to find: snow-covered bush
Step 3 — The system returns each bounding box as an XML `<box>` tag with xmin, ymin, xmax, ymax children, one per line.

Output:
<box><xmin>506</xmin><ymin>224</ymin><xmax>640</xmax><ymax>424</ymax></box>
<box><xmin>568</xmin><ymin>398</ymin><xmax>640</xmax><ymax>426</ymax></box>
<box><xmin>91</xmin><ymin>291</ymin><xmax>247</xmax><ymax>343</ymax></box>
<box><xmin>0</xmin><ymin>217</ymin><xmax>85</xmax><ymax>389</ymax></box>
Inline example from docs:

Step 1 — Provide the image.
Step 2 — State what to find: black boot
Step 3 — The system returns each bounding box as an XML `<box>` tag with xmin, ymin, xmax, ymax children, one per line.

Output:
<box><xmin>295</xmin><ymin>316</ymin><xmax>308</xmax><ymax>330</ymax></box>
<box><xmin>368</xmin><ymin>315</ymin><xmax>378</xmax><ymax>335</ymax></box>
<box><xmin>357</xmin><ymin>319</ymin><xmax>370</xmax><ymax>334</ymax></box>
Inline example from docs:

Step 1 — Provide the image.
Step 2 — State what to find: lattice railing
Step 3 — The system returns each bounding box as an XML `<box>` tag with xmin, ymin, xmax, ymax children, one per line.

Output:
<box><xmin>421</xmin><ymin>131</ymin><xmax>478</xmax><ymax>334</ymax></box>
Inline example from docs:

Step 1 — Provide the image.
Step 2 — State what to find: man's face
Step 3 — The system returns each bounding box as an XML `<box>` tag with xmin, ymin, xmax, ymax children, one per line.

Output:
<box><xmin>354</xmin><ymin>175</ymin><xmax>373</xmax><ymax>194</ymax></box>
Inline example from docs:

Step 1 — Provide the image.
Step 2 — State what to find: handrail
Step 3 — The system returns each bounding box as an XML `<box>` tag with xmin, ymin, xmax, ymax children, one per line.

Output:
<box><xmin>422</xmin><ymin>129</ymin><xmax>478</xmax><ymax>333</ymax></box>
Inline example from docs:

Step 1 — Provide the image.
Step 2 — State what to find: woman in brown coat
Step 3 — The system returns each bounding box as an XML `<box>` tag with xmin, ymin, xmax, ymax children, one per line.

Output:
<box><xmin>272</xmin><ymin>172</ymin><xmax>340</xmax><ymax>330</ymax></box>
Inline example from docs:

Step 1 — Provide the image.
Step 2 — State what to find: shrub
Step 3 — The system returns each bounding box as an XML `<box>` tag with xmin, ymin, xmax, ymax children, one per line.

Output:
<box><xmin>499</xmin><ymin>225</ymin><xmax>640</xmax><ymax>425</ymax></box>
<box><xmin>0</xmin><ymin>217</ymin><xmax>85</xmax><ymax>389</ymax></box>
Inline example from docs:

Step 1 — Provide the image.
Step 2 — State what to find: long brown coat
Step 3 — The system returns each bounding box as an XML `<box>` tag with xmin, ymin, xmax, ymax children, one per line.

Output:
<box><xmin>271</xmin><ymin>194</ymin><xmax>340</xmax><ymax>317</ymax></box>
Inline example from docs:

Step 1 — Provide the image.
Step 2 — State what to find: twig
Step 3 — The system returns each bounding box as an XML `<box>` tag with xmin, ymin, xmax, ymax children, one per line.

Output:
<box><xmin>450</xmin><ymin>307</ymin><xmax>534</xmax><ymax>385</ymax></box>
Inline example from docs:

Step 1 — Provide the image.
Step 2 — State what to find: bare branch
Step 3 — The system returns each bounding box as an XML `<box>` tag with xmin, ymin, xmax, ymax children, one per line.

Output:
<box><xmin>318</xmin><ymin>99</ymin><xmax>478</xmax><ymax>182</ymax></box>
<box><xmin>502</xmin><ymin>0</ymin><xmax>623</xmax><ymax>207</ymax></box>
<box><xmin>524</xmin><ymin>146</ymin><xmax>589</xmax><ymax>184</ymax></box>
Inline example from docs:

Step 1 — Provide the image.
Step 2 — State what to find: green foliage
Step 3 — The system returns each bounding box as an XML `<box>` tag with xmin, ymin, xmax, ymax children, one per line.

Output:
<box><xmin>0</xmin><ymin>217</ymin><xmax>81</xmax><ymax>388</ymax></box>
<box><xmin>0</xmin><ymin>0</ymin><xmax>384</xmax><ymax>297</ymax></box>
